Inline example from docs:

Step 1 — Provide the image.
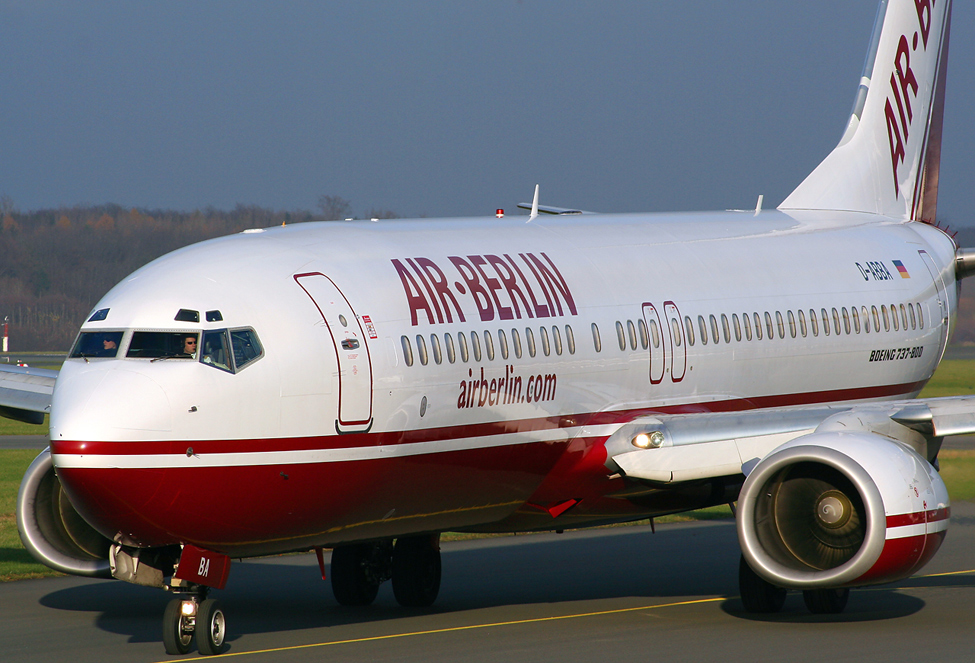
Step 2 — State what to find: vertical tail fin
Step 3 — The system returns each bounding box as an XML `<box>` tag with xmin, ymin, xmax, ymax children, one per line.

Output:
<box><xmin>779</xmin><ymin>0</ymin><xmax>952</xmax><ymax>223</ymax></box>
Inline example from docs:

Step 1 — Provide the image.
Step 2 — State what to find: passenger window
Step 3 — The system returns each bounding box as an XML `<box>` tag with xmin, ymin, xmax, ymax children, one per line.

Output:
<box><xmin>861</xmin><ymin>306</ymin><xmax>870</xmax><ymax>333</ymax></box>
<box><xmin>638</xmin><ymin>319</ymin><xmax>649</xmax><ymax>350</ymax></box>
<box><xmin>649</xmin><ymin>319</ymin><xmax>660</xmax><ymax>348</ymax></box>
<box><xmin>709</xmin><ymin>314</ymin><xmax>719</xmax><ymax>344</ymax></box>
<box><xmin>685</xmin><ymin>316</ymin><xmax>696</xmax><ymax>346</ymax></box>
<box><xmin>459</xmin><ymin>332</ymin><xmax>469</xmax><ymax>362</ymax></box>
<box><xmin>672</xmin><ymin>318</ymin><xmax>683</xmax><ymax>346</ymax></box>
<box><xmin>721</xmin><ymin>314</ymin><xmax>730</xmax><ymax>344</ymax></box>
<box><xmin>565</xmin><ymin>325</ymin><xmax>576</xmax><ymax>355</ymax></box>
<box><xmin>821</xmin><ymin>309</ymin><xmax>830</xmax><ymax>336</ymax></box>
<box><xmin>787</xmin><ymin>311</ymin><xmax>796</xmax><ymax>338</ymax></box>
<box><xmin>872</xmin><ymin>305</ymin><xmax>881</xmax><ymax>331</ymax></box>
<box><xmin>416</xmin><ymin>334</ymin><xmax>429</xmax><ymax>366</ymax></box>
<box><xmin>882</xmin><ymin>306</ymin><xmax>890</xmax><ymax>331</ymax></box>
<box><xmin>526</xmin><ymin>327</ymin><xmax>536</xmax><ymax>357</ymax></box>
<box><xmin>445</xmin><ymin>333</ymin><xmax>456</xmax><ymax>363</ymax></box>
<box><xmin>627</xmin><ymin>320</ymin><xmax>637</xmax><ymax>350</ymax></box>
<box><xmin>764</xmin><ymin>312</ymin><xmax>774</xmax><ymax>340</ymax></box>
<box><xmin>775</xmin><ymin>311</ymin><xmax>785</xmax><ymax>339</ymax></box>
<box><xmin>908</xmin><ymin>303</ymin><xmax>917</xmax><ymax>329</ymax></box>
<box><xmin>742</xmin><ymin>312</ymin><xmax>752</xmax><ymax>341</ymax></box>
<box><xmin>731</xmin><ymin>314</ymin><xmax>741</xmax><ymax>342</ymax></box>
<box><xmin>841</xmin><ymin>307</ymin><xmax>850</xmax><ymax>335</ymax></box>
<box><xmin>471</xmin><ymin>331</ymin><xmax>482</xmax><ymax>362</ymax></box>
<box><xmin>810</xmin><ymin>309</ymin><xmax>819</xmax><ymax>337</ymax></box>
<box><xmin>890</xmin><ymin>304</ymin><xmax>899</xmax><ymax>331</ymax></box>
<box><xmin>900</xmin><ymin>304</ymin><xmax>908</xmax><ymax>329</ymax></box>
<box><xmin>230</xmin><ymin>328</ymin><xmax>263</xmax><ymax>370</ymax></box>
<box><xmin>498</xmin><ymin>329</ymin><xmax>509</xmax><ymax>360</ymax></box>
<box><xmin>831</xmin><ymin>308</ymin><xmax>841</xmax><ymax>335</ymax></box>
<box><xmin>401</xmin><ymin>335</ymin><xmax>414</xmax><ymax>367</ymax></box>
<box><xmin>917</xmin><ymin>302</ymin><xmax>924</xmax><ymax>329</ymax></box>
<box><xmin>201</xmin><ymin>330</ymin><xmax>233</xmax><ymax>372</ymax></box>
<box><xmin>616</xmin><ymin>321</ymin><xmax>626</xmax><ymax>351</ymax></box>
<box><xmin>798</xmin><ymin>309</ymin><xmax>807</xmax><ymax>337</ymax></box>
<box><xmin>540</xmin><ymin>326</ymin><xmax>551</xmax><ymax>356</ymax></box>
<box><xmin>431</xmin><ymin>334</ymin><xmax>443</xmax><ymax>365</ymax></box>
<box><xmin>552</xmin><ymin>326</ymin><xmax>563</xmax><ymax>355</ymax></box>
<box><xmin>513</xmin><ymin>328</ymin><xmax>523</xmax><ymax>358</ymax></box>
<box><xmin>698</xmin><ymin>315</ymin><xmax>708</xmax><ymax>345</ymax></box>
<box><xmin>591</xmin><ymin>323</ymin><xmax>601</xmax><ymax>353</ymax></box>
<box><xmin>484</xmin><ymin>330</ymin><xmax>495</xmax><ymax>361</ymax></box>
<box><xmin>753</xmin><ymin>312</ymin><xmax>763</xmax><ymax>340</ymax></box>
<box><xmin>851</xmin><ymin>307</ymin><xmax>860</xmax><ymax>334</ymax></box>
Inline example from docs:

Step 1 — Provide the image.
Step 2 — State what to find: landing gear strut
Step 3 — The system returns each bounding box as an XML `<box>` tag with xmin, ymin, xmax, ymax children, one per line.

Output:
<box><xmin>329</xmin><ymin>535</ymin><xmax>442</xmax><ymax>608</ymax></box>
<box><xmin>162</xmin><ymin>589</ymin><xmax>227</xmax><ymax>656</ymax></box>
<box><xmin>330</xmin><ymin>541</ymin><xmax>391</xmax><ymax>606</ymax></box>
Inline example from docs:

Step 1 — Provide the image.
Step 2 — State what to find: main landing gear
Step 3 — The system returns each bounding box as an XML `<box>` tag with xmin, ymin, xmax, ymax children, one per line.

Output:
<box><xmin>738</xmin><ymin>555</ymin><xmax>850</xmax><ymax>615</ymax></box>
<box><xmin>162</xmin><ymin>587</ymin><xmax>227</xmax><ymax>656</ymax></box>
<box><xmin>330</xmin><ymin>534</ymin><xmax>442</xmax><ymax>608</ymax></box>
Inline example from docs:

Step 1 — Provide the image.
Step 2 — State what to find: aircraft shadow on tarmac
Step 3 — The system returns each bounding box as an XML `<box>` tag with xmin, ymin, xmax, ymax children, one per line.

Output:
<box><xmin>34</xmin><ymin>521</ymin><xmax>948</xmax><ymax>646</ymax></box>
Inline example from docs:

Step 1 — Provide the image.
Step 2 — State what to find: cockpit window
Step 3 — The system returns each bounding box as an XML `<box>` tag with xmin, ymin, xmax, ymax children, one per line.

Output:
<box><xmin>230</xmin><ymin>329</ymin><xmax>263</xmax><ymax>370</ymax></box>
<box><xmin>127</xmin><ymin>332</ymin><xmax>199</xmax><ymax>359</ymax></box>
<box><xmin>201</xmin><ymin>330</ymin><xmax>232</xmax><ymax>372</ymax></box>
<box><xmin>201</xmin><ymin>328</ymin><xmax>263</xmax><ymax>373</ymax></box>
<box><xmin>70</xmin><ymin>331</ymin><xmax>124</xmax><ymax>358</ymax></box>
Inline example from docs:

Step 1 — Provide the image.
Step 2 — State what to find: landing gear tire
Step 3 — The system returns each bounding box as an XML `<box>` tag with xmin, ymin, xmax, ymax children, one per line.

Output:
<box><xmin>197</xmin><ymin>598</ymin><xmax>227</xmax><ymax>656</ymax></box>
<box><xmin>162</xmin><ymin>598</ymin><xmax>193</xmax><ymax>655</ymax></box>
<box><xmin>331</xmin><ymin>544</ymin><xmax>382</xmax><ymax>606</ymax></box>
<box><xmin>739</xmin><ymin>555</ymin><xmax>786</xmax><ymax>614</ymax></box>
<box><xmin>392</xmin><ymin>535</ymin><xmax>441</xmax><ymax>607</ymax></box>
<box><xmin>803</xmin><ymin>588</ymin><xmax>850</xmax><ymax>614</ymax></box>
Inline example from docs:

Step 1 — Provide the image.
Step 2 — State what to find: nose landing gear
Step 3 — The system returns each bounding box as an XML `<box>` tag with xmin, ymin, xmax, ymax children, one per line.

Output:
<box><xmin>162</xmin><ymin>589</ymin><xmax>227</xmax><ymax>656</ymax></box>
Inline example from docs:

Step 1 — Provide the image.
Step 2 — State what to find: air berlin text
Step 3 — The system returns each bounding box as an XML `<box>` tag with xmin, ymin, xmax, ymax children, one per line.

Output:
<box><xmin>391</xmin><ymin>252</ymin><xmax>577</xmax><ymax>326</ymax></box>
<box><xmin>458</xmin><ymin>365</ymin><xmax>557</xmax><ymax>409</ymax></box>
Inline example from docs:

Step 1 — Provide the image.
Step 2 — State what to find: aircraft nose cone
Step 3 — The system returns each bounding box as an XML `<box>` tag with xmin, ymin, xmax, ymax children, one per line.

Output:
<box><xmin>51</xmin><ymin>365</ymin><xmax>172</xmax><ymax>440</ymax></box>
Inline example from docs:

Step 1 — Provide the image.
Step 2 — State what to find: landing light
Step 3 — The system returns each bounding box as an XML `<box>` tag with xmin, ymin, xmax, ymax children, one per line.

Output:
<box><xmin>181</xmin><ymin>600</ymin><xmax>197</xmax><ymax>617</ymax></box>
<box><xmin>632</xmin><ymin>431</ymin><xmax>665</xmax><ymax>449</ymax></box>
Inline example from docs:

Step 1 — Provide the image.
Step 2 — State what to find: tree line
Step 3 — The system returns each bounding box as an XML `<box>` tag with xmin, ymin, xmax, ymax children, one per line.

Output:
<box><xmin>0</xmin><ymin>196</ymin><xmax>393</xmax><ymax>350</ymax></box>
<box><xmin>0</xmin><ymin>196</ymin><xmax>973</xmax><ymax>352</ymax></box>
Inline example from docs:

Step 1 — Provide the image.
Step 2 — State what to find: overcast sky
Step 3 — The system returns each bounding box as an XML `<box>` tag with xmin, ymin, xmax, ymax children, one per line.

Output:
<box><xmin>1</xmin><ymin>1</ymin><xmax>972</xmax><ymax>225</ymax></box>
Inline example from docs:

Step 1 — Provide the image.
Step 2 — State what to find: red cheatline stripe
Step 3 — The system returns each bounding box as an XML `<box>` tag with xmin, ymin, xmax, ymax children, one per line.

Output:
<box><xmin>886</xmin><ymin>507</ymin><xmax>951</xmax><ymax>529</ymax></box>
<box><xmin>51</xmin><ymin>380</ymin><xmax>924</xmax><ymax>457</ymax></box>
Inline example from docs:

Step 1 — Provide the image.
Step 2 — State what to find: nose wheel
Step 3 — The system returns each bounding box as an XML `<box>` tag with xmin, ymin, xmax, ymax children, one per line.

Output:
<box><xmin>162</xmin><ymin>593</ymin><xmax>227</xmax><ymax>656</ymax></box>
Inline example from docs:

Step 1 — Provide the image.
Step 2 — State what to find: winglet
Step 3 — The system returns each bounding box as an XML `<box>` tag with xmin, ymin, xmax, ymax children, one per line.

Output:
<box><xmin>528</xmin><ymin>184</ymin><xmax>539</xmax><ymax>223</ymax></box>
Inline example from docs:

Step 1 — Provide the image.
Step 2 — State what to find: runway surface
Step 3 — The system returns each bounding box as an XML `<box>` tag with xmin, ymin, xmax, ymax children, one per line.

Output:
<box><xmin>2</xmin><ymin>502</ymin><xmax>973</xmax><ymax>662</ymax></box>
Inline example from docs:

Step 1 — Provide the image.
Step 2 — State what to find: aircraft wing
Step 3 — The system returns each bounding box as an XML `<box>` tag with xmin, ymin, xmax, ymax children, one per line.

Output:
<box><xmin>604</xmin><ymin>395</ymin><xmax>975</xmax><ymax>485</ymax></box>
<box><xmin>0</xmin><ymin>364</ymin><xmax>57</xmax><ymax>425</ymax></box>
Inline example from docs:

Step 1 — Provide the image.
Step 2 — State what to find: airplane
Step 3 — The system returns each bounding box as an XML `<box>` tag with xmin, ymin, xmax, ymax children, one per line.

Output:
<box><xmin>3</xmin><ymin>0</ymin><xmax>971</xmax><ymax>656</ymax></box>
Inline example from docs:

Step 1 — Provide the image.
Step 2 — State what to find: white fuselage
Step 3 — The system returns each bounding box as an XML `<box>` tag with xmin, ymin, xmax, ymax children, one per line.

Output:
<box><xmin>48</xmin><ymin>209</ymin><xmax>957</xmax><ymax>555</ymax></box>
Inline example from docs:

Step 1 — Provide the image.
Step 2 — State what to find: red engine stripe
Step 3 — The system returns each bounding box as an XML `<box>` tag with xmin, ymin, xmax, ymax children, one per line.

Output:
<box><xmin>886</xmin><ymin>506</ymin><xmax>951</xmax><ymax>529</ymax></box>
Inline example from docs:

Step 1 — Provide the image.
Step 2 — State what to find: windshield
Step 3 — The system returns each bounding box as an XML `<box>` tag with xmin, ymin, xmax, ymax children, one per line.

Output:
<box><xmin>127</xmin><ymin>332</ymin><xmax>200</xmax><ymax>359</ymax></box>
<box><xmin>70</xmin><ymin>331</ymin><xmax>124</xmax><ymax>358</ymax></box>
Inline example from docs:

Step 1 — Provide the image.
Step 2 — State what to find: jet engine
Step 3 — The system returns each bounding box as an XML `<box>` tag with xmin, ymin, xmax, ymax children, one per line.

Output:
<box><xmin>17</xmin><ymin>448</ymin><xmax>113</xmax><ymax>577</ymax></box>
<box><xmin>737</xmin><ymin>432</ymin><xmax>949</xmax><ymax>589</ymax></box>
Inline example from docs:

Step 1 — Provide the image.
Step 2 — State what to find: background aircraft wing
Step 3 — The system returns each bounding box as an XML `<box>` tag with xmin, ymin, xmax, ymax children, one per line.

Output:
<box><xmin>0</xmin><ymin>365</ymin><xmax>57</xmax><ymax>425</ymax></box>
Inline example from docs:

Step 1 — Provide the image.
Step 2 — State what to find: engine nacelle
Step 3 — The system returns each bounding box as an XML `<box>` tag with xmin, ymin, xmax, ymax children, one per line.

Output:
<box><xmin>17</xmin><ymin>448</ymin><xmax>113</xmax><ymax>578</ymax></box>
<box><xmin>738</xmin><ymin>432</ymin><xmax>949</xmax><ymax>589</ymax></box>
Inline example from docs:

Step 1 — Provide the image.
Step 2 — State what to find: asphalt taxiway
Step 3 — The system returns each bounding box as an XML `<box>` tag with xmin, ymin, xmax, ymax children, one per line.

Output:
<box><xmin>1</xmin><ymin>501</ymin><xmax>973</xmax><ymax>662</ymax></box>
